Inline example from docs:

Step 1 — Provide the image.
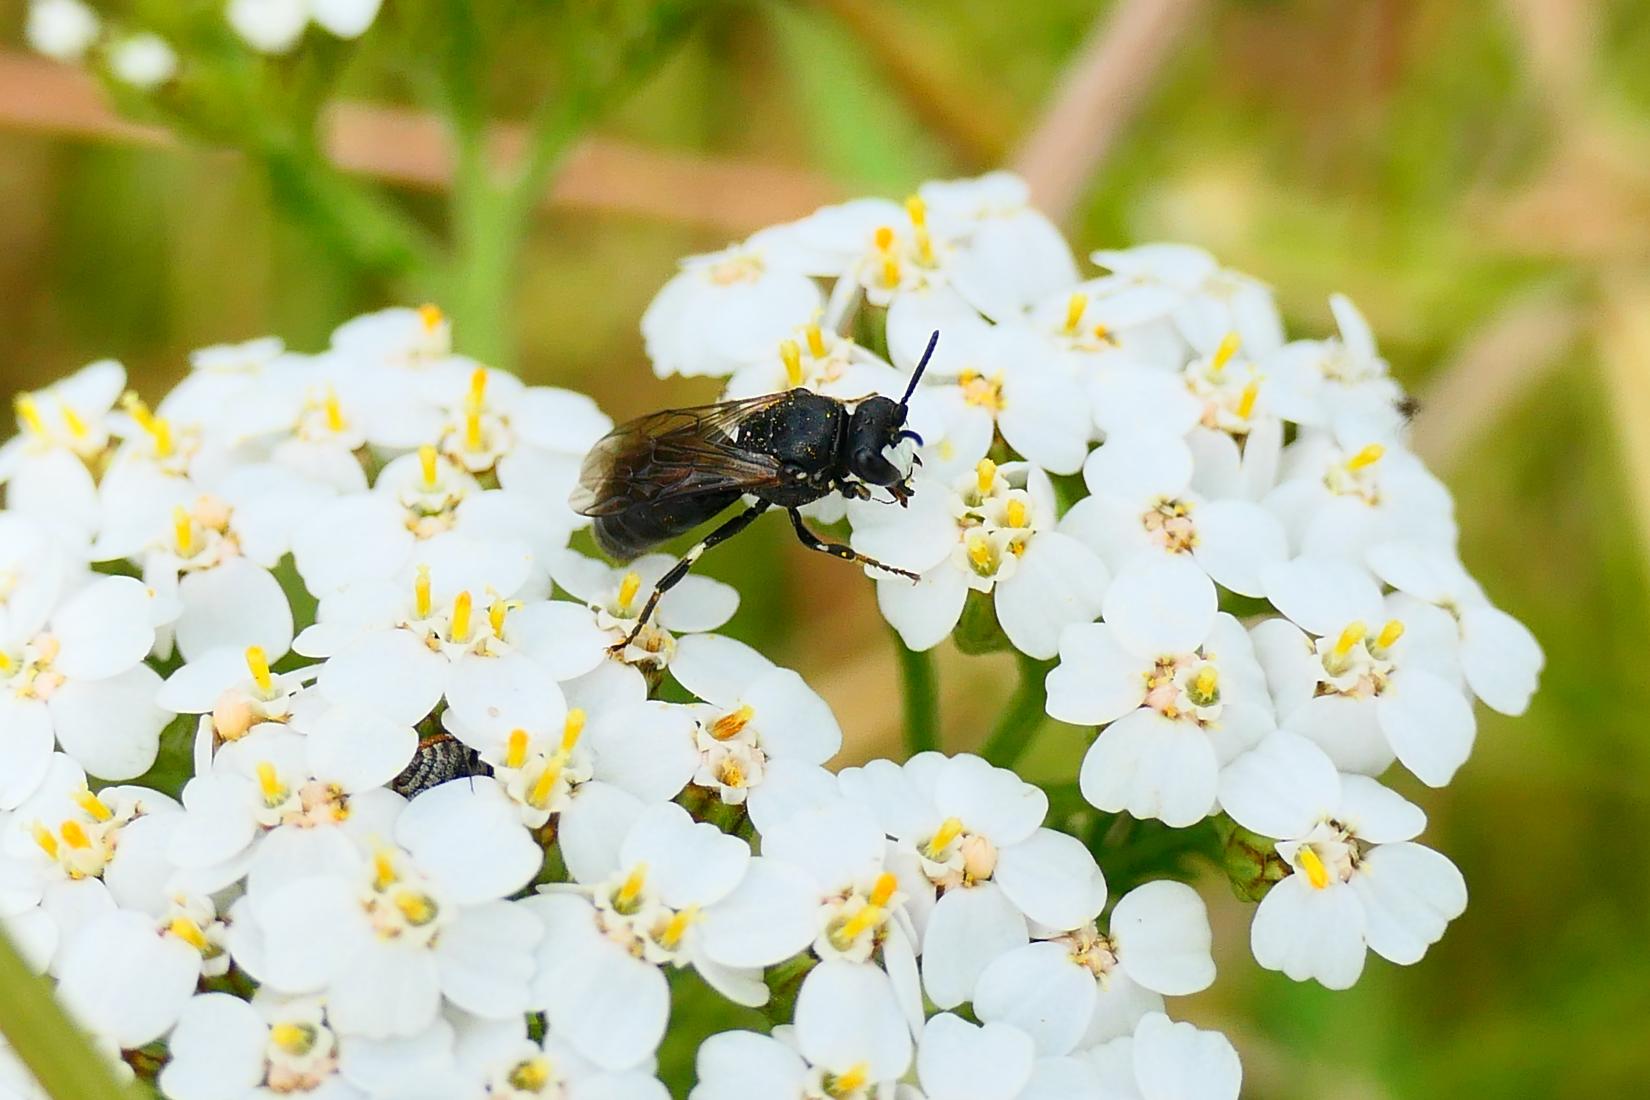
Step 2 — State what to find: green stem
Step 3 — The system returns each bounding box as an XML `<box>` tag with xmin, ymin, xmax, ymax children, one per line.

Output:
<box><xmin>0</xmin><ymin>926</ymin><xmax>141</xmax><ymax>1099</ymax></box>
<box><xmin>895</xmin><ymin>636</ymin><xmax>940</xmax><ymax>757</ymax></box>
<box><xmin>979</xmin><ymin>653</ymin><xmax>1053</xmax><ymax>769</ymax></box>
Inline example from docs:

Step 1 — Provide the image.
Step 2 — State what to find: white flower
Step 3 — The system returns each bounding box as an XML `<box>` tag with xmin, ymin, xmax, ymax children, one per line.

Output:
<box><xmin>1061</xmin><ymin>429</ymin><xmax>1288</xmax><ymax>597</ymax></box>
<box><xmin>1256</xmin><ymin>556</ymin><xmax>1474</xmax><ymax>784</ymax></box>
<box><xmin>642</xmin><ymin>234</ymin><xmax>824</xmax><ymax>379</ymax></box>
<box><xmin>917</xmin><ymin>1013</ymin><xmax>1100</xmax><ymax>1100</ymax></box>
<box><xmin>552</xmin><ymin>552</ymin><xmax>737</xmax><ymax>669</ymax></box>
<box><xmin>227</xmin><ymin>0</ymin><xmax>383</xmax><ymax>54</ymax></box>
<box><xmin>449</xmin><ymin>1014</ymin><xmax>668</xmax><ymax>1100</ymax></box>
<box><xmin>1264</xmin><ymin>428</ymin><xmax>1455</xmax><ymax>559</ymax></box>
<box><xmin>671</xmin><ymin>634</ymin><xmax>842</xmax><ymax>808</ymax></box>
<box><xmin>915</xmin><ymin>172</ymin><xmax>1079</xmax><ymax>320</ymax></box>
<box><xmin>1265</xmin><ymin>293</ymin><xmax>1407</xmax><ymax>439</ymax></box>
<box><xmin>692</xmin><ymin>962</ymin><xmax>912</xmax><ymax>1100</ymax></box>
<box><xmin>722</xmin><ymin>323</ymin><xmax>909</xmax><ymax>403</ymax></box>
<box><xmin>330</xmin><ymin>305</ymin><xmax>454</xmax><ymax>368</ymax></box>
<box><xmin>0</xmin><ymin>513</ymin><xmax>74</xmax><ymax>654</ymax></box>
<box><xmin>156</xmin><ymin>643</ymin><xmax>314</xmax><ymax>748</ymax></box>
<box><xmin>1220</xmin><ymin>731</ymin><xmax>1467</xmax><ymax>989</ymax></box>
<box><xmin>1367</xmin><ymin>540</ymin><xmax>1543</xmax><ymax>716</ymax></box>
<box><xmin>24</xmin><ymin>0</ymin><xmax>99</xmax><ymax>61</ymax></box>
<box><xmin>2</xmin><ymin>574</ymin><xmax>167</xmax><ymax>789</ymax></box>
<box><xmin>527</xmin><ymin>802</ymin><xmax>817</xmax><ymax>1070</ymax></box>
<box><xmin>107</xmin><ymin>33</ymin><xmax>178</xmax><ymax>89</ymax></box>
<box><xmin>850</xmin><ymin>460</ymin><xmax>1109</xmax><ymax>658</ymax></box>
<box><xmin>838</xmin><ymin>753</ymin><xmax>1107</xmax><ymax>1009</ymax></box>
<box><xmin>1089</xmin><ymin>243</ymin><xmax>1285</xmax><ymax>360</ymax></box>
<box><xmin>974</xmin><ymin>879</ymin><xmax>1215</xmax><ymax>1056</ymax></box>
<box><xmin>156</xmin><ymin>336</ymin><xmax>287</xmax><ymax>429</ymax></box>
<box><xmin>1</xmin><ymin>360</ymin><xmax>125</xmax><ymax>546</ymax></box>
<box><xmin>884</xmin><ymin>296</ymin><xmax>1091</xmax><ymax>477</ymax></box>
<box><xmin>1047</xmin><ymin>559</ymin><xmax>1273</xmax><ymax>826</ymax></box>
<box><xmin>246</xmin><ymin>784</ymin><xmax>543</xmax><ymax>1037</ymax></box>
<box><xmin>1082</xmin><ymin>1012</ymin><xmax>1242</xmax><ymax>1100</ymax></box>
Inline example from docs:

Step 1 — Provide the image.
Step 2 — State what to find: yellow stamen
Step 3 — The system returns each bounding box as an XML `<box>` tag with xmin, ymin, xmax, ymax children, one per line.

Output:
<box><xmin>1192</xmin><ymin>666</ymin><xmax>1219</xmax><ymax>699</ymax></box>
<box><xmin>966</xmin><ymin>533</ymin><xmax>993</xmax><ymax>570</ymax></box>
<box><xmin>529</xmin><ymin>758</ymin><xmax>565</xmax><ymax>808</ymax></box>
<box><xmin>1346</xmin><ymin>443</ymin><xmax>1385</xmax><ymax>470</ymax></box>
<box><xmin>975</xmin><ymin>458</ymin><xmax>997</xmax><ymax>495</ymax></box>
<box><xmin>59</xmin><ymin>820</ymin><xmax>91</xmax><ymax>850</ymax></box>
<box><xmin>414</xmin><ymin>565</ymin><xmax>432</xmax><ymax>619</ymax></box>
<box><xmin>256</xmin><ymin>761</ymin><xmax>286</xmax><ymax>805</ymax></box>
<box><xmin>467</xmin><ymin>367</ymin><xmax>488</xmax><ymax>409</ymax></box>
<box><xmin>418</xmin><ymin>303</ymin><xmax>444</xmax><ymax>331</ymax></box>
<box><xmin>31</xmin><ymin>823</ymin><xmax>58</xmax><ymax>860</ymax></box>
<box><xmin>837</xmin><ymin>904</ymin><xmax>885</xmax><ymax>946</ymax></box>
<box><xmin>780</xmin><ymin>340</ymin><xmax>804</xmax><ymax>388</ymax></box>
<box><xmin>1004</xmin><ymin>499</ymin><xmax>1028</xmax><ymax>528</ymax></box>
<box><xmin>269</xmin><ymin>1023</ymin><xmax>311</xmax><ymax>1056</ymax></box>
<box><xmin>418</xmin><ymin>444</ymin><xmax>439</xmax><ymax>488</ymax></box>
<box><xmin>832</xmin><ymin>1063</ymin><xmax>871</xmax><ymax>1095</ymax></box>
<box><xmin>508</xmin><ymin>1058</ymin><xmax>552</xmax><ymax>1092</ymax></box>
<box><xmin>805</xmin><ymin>323</ymin><xmax>827</xmax><ymax>358</ymax></box>
<box><xmin>245</xmin><ymin>645</ymin><xmax>273</xmax><ymax>696</ymax></box>
<box><xmin>874</xmin><ymin>226</ymin><xmax>895</xmax><ymax>252</ymax></box>
<box><xmin>904</xmin><ymin>194</ymin><xmax>927</xmax><ymax>229</ymax></box>
<box><xmin>905</xmin><ymin>195</ymin><xmax>934</xmax><ymax>263</ymax></box>
<box><xmin>561</xmin><ymin>709</ymin><xmax>586</xmax><ymax>753</ymax></box>
<box><xmin>173</xmin><ymin>505</ymin><xmax>194</xmax><ymax>556</ymax></box>
<box><xmin>926</xmin><ymin>817</ymin><xmax>964</xmax><ymax>858</ymax></box>
<box><xmin>658</xmin><ymin>905</ymin><xmax>699</xmax><ymax>950</ymax></box>
<box><xmin>324</xmin><ymin>387</ymin><xmax>346</xmax><ymax>433</ymax></box>
<box><xmin>120</xmin><ymin>392</ymin><xmax>154</xmax><ymax>431</ymax></box>
<box><xmin>393</xmin><ymin>890</ymin><xmax>437</xmax><ymax>925</ymax></box>
<box><xmin>0</xmin><ymin>652</ymin><xmax>12</xmax><ymax>674</ymax></box>
<box><xmin>449</xmin><ymin>591</ymin><xmax>473</xmax><ymax>643</ymax></box>
<box><xmin>505</xmin><ymin>729</ymin><xmax>530</xmax><ymax>770</ymax></box>
<box><xmin>709</xmin><ymin>704</ymin><xmax>755</xmax><ymax>741</ymax></box>
<box><xmin>1063</xmin><ymin>292</ymin><xmax>1087</xmax><ymax>333</ymax></box>
<box><xmin>719</xmin><ymin>758</ymin><xmax>746</xmax><ymax>788</ymax></box>
<box><xmin>1236</xmin><ymin>380</ymin><xmax>1260</xmax><ymax>420</ymax></box>
<box><xmin>616</xmin><ymin>571</ymin><xmax>643</xmax><ymax>613</ymax></box>
<box><xmin>1297</xmin><ymin>846</ymin><xmax>1331</xmax><ymax>890</ymax></box>
<box><xmin>1093</xmin><ymin>322</ymin><xmax>1113</xmax><ymax>343</ymax></box>
<box><xmin>1211</xmin><ymin>331</ymin><xmax>1242</xmax><ymax>372</ymax></box>
<box><xmin>464</xmin><ymin>406</ymin><xmax>483</xmax><ymax>452</ymax></box>
<box><xmin>615</xmin><ymin>864</ymin><xmax>647</xmax><ymax>911</ymax></box>
<box><xmin>72</xmin><ymin>791</ymin><xmax>112</xmax><ymax>823</ymax></box>
<box><xmin>59</xmin><ymin>402</ymin><xmax>89</xmax><ymax>439</ymax></box>
<box><xmin>881</xmin><ymin>254</ymin><xmax>900</xmax><ymax>289</ymax></box>
<box><xmin>151</xmin><ymin>417</ymin><xmax>174</xmax><ymax>458</ymax></box>
<box><xmin>869</xmin><ymin>871</ymin><xmax>898</xmax><ymax>907</ymax></box>
<box><xmin>169</xmin><ymin>918</ymin><xmax>208</xmax><ymax>951</ymax></box>
<box><xmin>373</xmin><ymin>848</ymin><xmax>398</xmax><ymax>890</ymax></box>
<box><xmin>1332</xmin><ymin>621</ymin><xmax>1367</xmax><ymax>658</ymax></box>
<box><xmin>1376</xmin><ymin>619</ymin><xmax>1405</xmax><ymax>650</ymax></box>
<box><xmin>14</xmin><ymin>395</ymin><xmax>46</xmax><ymax>436</ymax></box>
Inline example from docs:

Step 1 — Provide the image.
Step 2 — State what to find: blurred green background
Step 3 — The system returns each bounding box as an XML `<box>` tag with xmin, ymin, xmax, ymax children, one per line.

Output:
<box><xmin>3</xmin><ymin>0</ymin><xmax>1649</xmax><ymax>1096</ymax></box>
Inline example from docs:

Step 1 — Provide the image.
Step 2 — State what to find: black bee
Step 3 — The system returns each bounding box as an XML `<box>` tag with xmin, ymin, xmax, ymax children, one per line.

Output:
<box><xmin>571</xmin><ymin>331</ymin><xmax>939</xmax><ymax>646</ymax></box>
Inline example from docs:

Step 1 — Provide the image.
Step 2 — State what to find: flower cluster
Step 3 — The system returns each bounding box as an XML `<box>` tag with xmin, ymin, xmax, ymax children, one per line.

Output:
<box><xmin>0</xmin><ymin>172</ymin><xmax>1538</xmax><ymax>1099</ymax></box>
<box><xmin>23</xmin><ymin>0</ymin><xmax>382</xmax><ymax>87</ymax></box>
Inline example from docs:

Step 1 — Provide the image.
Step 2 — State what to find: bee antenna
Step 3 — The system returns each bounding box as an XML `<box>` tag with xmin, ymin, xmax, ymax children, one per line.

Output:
<box><xmin>899</xmin><ymin>330</ymin><xmax>940</xmax><ymax>408</ymax></box>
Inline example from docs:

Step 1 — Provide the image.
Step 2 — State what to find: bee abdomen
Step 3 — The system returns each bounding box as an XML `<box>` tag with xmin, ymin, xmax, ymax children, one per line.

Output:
<box><xmin>592</xmin><ymin>489</ymin><xmax>743</xmax><ymax>560</ymax></box>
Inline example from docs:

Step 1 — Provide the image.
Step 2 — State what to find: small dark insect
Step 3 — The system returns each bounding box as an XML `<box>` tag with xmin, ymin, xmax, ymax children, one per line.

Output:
<box><xmin>1396</xmin><ymin>394</ymin><xmax>1422</xmax><ymax>422</ymax></box>
<box><xmin>572</xmin><ymin>331</ymin><xmax>940</xmax><ymax>648</ymax></box>
<box><xmin>390</xmin><ymin>733</ymin><xmax>487</xmax><ymax>799</ymax></box>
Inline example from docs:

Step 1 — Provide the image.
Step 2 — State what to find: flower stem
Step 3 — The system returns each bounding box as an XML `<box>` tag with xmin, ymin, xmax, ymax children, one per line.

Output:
<box><xmin>895</xmin><ymin>636</ymin><xmax>940</xmax><ymax>757</ymax></box>
<box><xmin>0</xmin><ymin>925</ymin><xmax>141</xmax><ymax>1098</ymax></box>
<box><xmin>979</xmin><ymin>652</ymin><xmax>1053</xmax><ymax>769</ymax></box>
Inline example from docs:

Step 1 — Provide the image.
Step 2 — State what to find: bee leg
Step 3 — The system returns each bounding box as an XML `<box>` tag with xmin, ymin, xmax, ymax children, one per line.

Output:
<box><xmin>786</xmin><ymin>509</ymin><xmax>920</xmax><ymax>582</ymax></box>
<box><xmin>615</xmin><ymin>501</ymin><xmax>772</xmax><ymax>652</ymax></box>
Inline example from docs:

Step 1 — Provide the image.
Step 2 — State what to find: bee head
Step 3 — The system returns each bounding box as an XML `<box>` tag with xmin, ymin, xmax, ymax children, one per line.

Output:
<box><xmin>844</xmin><ymin>329</ymin><xmax>938</xmax><ymax>487</ymax></box>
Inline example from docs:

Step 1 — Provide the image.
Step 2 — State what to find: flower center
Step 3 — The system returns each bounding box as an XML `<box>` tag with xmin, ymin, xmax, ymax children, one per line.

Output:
<box><xmin>1324</xmin><ymin>443</ymin><xmax>1385</xmax><ymax>502</ymax></box>
<box><xmin>1142</xmin><ymin>497</ymin><xmax>1197</xmax><ymax>553</ymax></box>
<box><xmin>1280</xmin><ymin>821</ymin><xmax>1361</xmax><ymax>889</ymax></box>
<box><xmin>1315</xmin><ymin>618</ymin><xmax>1405</xmax><ymax>696</ymax></box>
<box><xmin>958</xmin><ymin>369</ymin><xmax>1005</xmax><ymax>412</ymax></box>
<box><xmin>821</xmin><ymin>872</ymin><xmax>899</xmax><ymax>958</ymax></box>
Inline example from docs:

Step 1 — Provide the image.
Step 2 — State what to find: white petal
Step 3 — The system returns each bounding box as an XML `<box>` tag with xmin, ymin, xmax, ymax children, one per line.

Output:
<box><xmin>157</xmin><ymin>993</ymin><xmax>268</xmax><ymax>1100</ymax></box>
<box><xmin>795</xmin><ymin>960</ymin><xmax>913</xmax><ymax>1081</ymax></box>
<box><xmin>994</xmin><ymin>828</ymin><xmax>1107</xmax><ymax>930</ymax></box>
<box><xmin>919</xmin><ymin>884</ymin><xmax>1029</xmax><ymax>1010</ymax></box>
<box><xmin>669</xmin><ymin>633</ymin><xmax>773</xmax><ymax>708</ymax></box>
<box><xmin>1216</xmin><ymin>731</ymin><xmax>1339</xmax><ymax>839</ymax></box>
<box><xmin>175</xmin><ymin>559</ymin><xmax>293</xmax><ymax>663</ymax></box>
<box><xmin>1350</xmin><ymin>842</ymin><xmax>1466</xmax><ymax>966</ymax></box>
<box><xmin>50</xmin><ymin>575</ymin><xmax>155</xmax><ymax>679</ymax></box>
<box><xmin>1249</xmin><ymin>877</ymin><xmax>1366</xmax><ymax>990</ymax></box>
<box><xmin>1079</xmin><ymin>710</ymin><xmax>1218</xmax><ymax>828</ymax></box>
<box><xmin>1101</xmin><ymin>558</ymin><xmax>1216</xmax><ymax>658</ymax></box>
<box><xmin>1333</xmin><ymin>774</ymin><xmax>1425</xmax><ymax>844</ymax></box>
<box><xmin>1081</xmin><ymin>431</ymin><xmax>1192</xmax><ymax>502</ymax></box>
<box><xmin>1377</xmin><ymin>669</ymin><xmax>1475</xmax><ymax>787</ymax></box>
<box><xmin>319</xmin><ymin>629</ymin><xmax>448</xmax><ymax>726</ymax></box>
<box><xmin>1110</xmin><ymin>881</ymin><xmax>1214</xmax><ymax>995</ymax></box>
<box><xmin>586</xmin><ymin>702</ymin><xmax>700</xmax><ymax>802</ymax></box>
<box><xmin>544</xmin><ymin>934</ymin><xmax>670</xmax><ymax>1072</ymax></box>
<box><xmin>558</xmin><ymin>781</ymin><xmax>647</xmax><ymax>885</ymax></box>
<box><xmin>972</xmin><ymin>940</ymin><xmax>1096</xmax><ymax>1057</ymax></box>
<box><xmin>917</xmin><ymin>1013</ymin><xmax>1035</xmax><ymax>1100</ymax></box>
<box><xmin>435</xmin><ymin>899</ymin><xmax>541</xmax><ymax>1018</ymax></box>
<box><xmin>305</xmin><ymin>702</ymin><xmax>417</xmax><ymax>791</ymax></box>
<box><xmin>1191</xmin><ymin>501</ymin><xmax>1287</xmax><ymax>597</ymax></box>
<box><xmin>47</xmin><ymin>665</ymin><xmax>167</xmax><ymax>781</ymax></box>
<box><xmin>56</xmin><ymin>909</ymin><xmax>198</xmax><ymax>1047</ymax></box>
<box><xmin>327</xmin><ymin>943</ymin><xmax>442</xmax><ymax>1038</ymax></box>
<box><xmin>1131</xmin><ymin>1012</ymin><xmax>1242</xmax><ymax>1100</ymax></box>
<box><xmin>1261</xmin><ymin>557</ymin><xmax>1382</xmax><ymax>638</ymax></box>
<box><xmin>444</xmin><ymin>652</ymin><xmax>566</xmax><ymax>743</ymax></box>
<box><xmin>396</xmin><ymin>779</ymin><xmax>542</xmax><ymax>904</ymax></box>
<box><xmin>0</xmin><ymin>697</ymin><xmax>54</xmax><ymax>809</ymax></box>
<box><xmin>742</xmin><ymin>668</ymin><xmax>841</xmax><ymax>764</ymax></box>
<box><xmin>934</xmin><ymin>754</ymin><xmax>1047</xmax><ymax>846</ymax></box>
<box><xmin>506</xmin><ymin>601</ymin><xmax>609</xmax><ymax>682</ymax></box>
<box><xmin>1288</xmin><ymin>694</ymin><xmax>1393</xmax><ymax>776</ymax></box>
<box><xmin>619</xmin><ymin>802</ymin><xmax>749</xmax><ymax>910</ymax></box>
<box><xmin>1045</xmin><ymin>623</ymin><xmax>1147</xmax><ymax>726</ymax></box>
<box><xmin>996</xmin><ymin>533</ymin><xmax>1110</xmax><ymax>660</ymax></box>
<box><xmin>877</xmin><ymin>569</ymin><xmax>967</xmax><ymax>653</ymax></box>
<box><xmin>700</xmin><ymin>857</ymin><xmax>819</xmax><ymax>968</ymax></box>
<box><xmin>1459</xmin><ymin>604</ymin><xmax>1543</xmax><ymax>716</ymax></box>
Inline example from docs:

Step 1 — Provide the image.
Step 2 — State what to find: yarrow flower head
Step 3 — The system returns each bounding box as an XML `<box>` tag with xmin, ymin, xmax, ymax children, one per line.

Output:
<box><xmin>0</xmin><ymin>171</ymin><xmax>1538</xmax><ymax>1100</ymax></box>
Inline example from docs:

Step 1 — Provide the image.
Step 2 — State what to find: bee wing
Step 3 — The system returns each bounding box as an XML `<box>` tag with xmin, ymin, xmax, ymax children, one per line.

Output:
<box><xmin>571</xmin><ymin>393</ymin><xmax>791</xmax><ymax>517</ymax></box>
